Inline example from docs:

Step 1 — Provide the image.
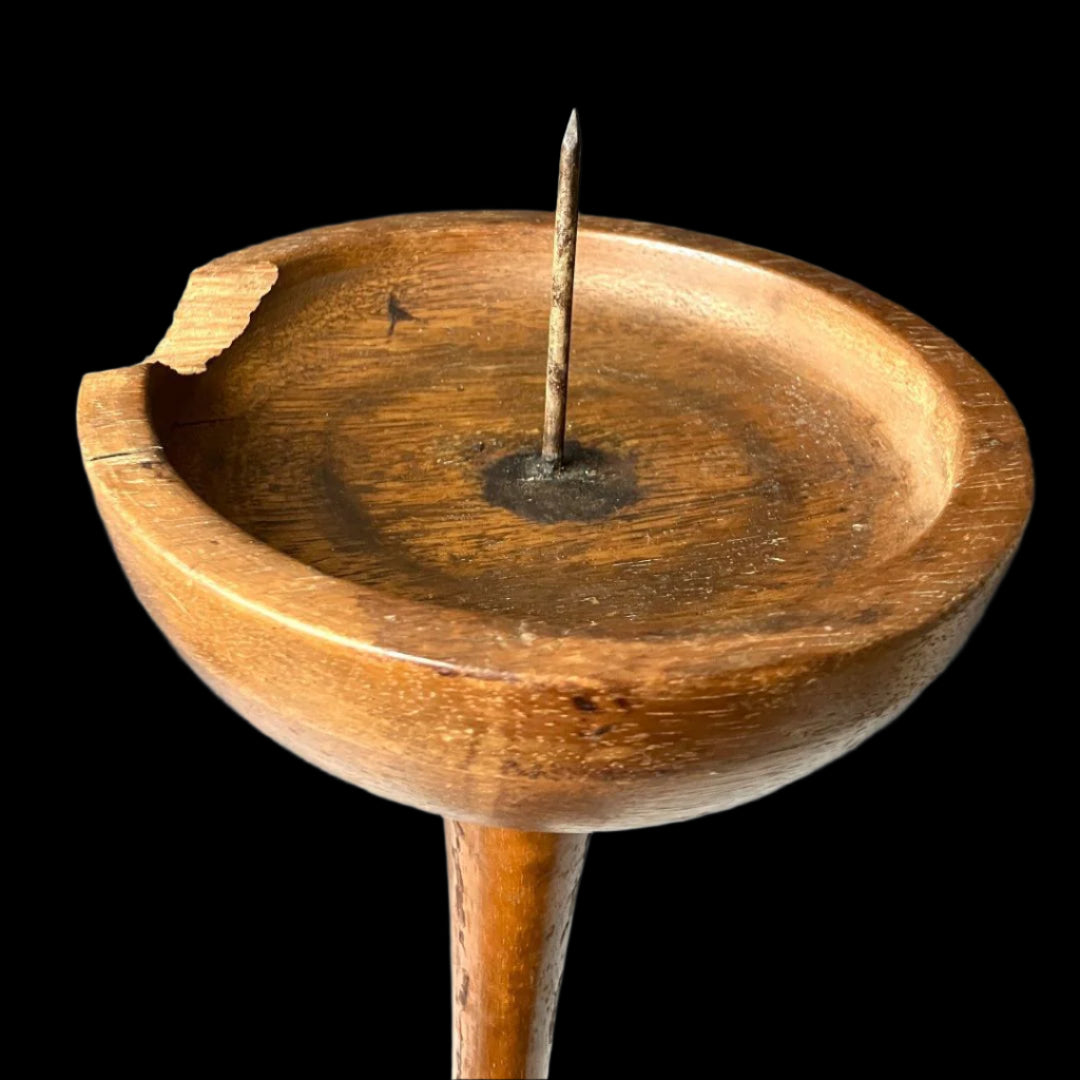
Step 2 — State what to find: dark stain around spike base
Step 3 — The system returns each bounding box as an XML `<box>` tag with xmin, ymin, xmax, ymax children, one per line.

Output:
<box><xmin>482</xmin><ymin>442</ymin><xmax>639</xmax><ymax>523</ymax></box>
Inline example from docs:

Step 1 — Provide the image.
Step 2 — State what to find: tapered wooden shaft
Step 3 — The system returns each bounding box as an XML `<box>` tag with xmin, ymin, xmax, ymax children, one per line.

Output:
<box><xmin>446</xmin><ymin>821</ymin><xmax>589</xmax><ymax>1079</ymax></box>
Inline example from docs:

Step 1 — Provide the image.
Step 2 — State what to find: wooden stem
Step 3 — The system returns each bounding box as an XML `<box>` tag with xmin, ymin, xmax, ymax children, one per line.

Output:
<box><xmin>446</xmin><ymin>821</ymin><xmax>589</xmax><ymax>1079</ymax></box>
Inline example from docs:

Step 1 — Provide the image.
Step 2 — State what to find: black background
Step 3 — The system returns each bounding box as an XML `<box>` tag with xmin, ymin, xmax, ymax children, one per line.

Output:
<box><xmin>58</xmin><ymin>77</ymin><xmax>1060</xmax><ymax>1073</ymax></box>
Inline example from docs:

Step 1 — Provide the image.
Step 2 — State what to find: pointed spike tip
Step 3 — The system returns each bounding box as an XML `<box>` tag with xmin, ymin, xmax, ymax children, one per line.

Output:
<box><xmin>563</xmin><ymin>108</ymin><xmax>579</xmax><ymax>147</ymax></box>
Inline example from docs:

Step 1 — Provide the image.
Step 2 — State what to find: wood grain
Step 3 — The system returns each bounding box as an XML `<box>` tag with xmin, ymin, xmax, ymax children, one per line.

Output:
<box><xmin>446</xmin><ymin>822</ymin><xmax>587</xmax><ymax>1079</ymax></box>
<box><xmin>76</xmin><ymin>211</ymin><xmax>1033</xmax><ymax>832</ymax></box>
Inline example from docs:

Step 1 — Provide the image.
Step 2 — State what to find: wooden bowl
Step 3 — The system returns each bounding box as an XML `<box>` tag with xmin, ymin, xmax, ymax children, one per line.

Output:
<box><xmin>77</xmin><ymin>211</ymin><xmax>1032</xmax><ymax>833</ymax></box>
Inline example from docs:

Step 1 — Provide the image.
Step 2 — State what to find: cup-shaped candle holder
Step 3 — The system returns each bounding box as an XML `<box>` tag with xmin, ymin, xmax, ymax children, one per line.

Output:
<box><xmin>78</xmin><ymin>210</ymin><xmax>1031</xmax><ymax>1078</ymax></box>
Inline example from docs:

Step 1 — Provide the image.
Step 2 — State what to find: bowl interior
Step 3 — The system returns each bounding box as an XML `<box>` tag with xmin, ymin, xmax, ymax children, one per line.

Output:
<box><xmin>150</xmin><ymin>217</ymin><xmax>962</xmax><ymax>640</ymax></box>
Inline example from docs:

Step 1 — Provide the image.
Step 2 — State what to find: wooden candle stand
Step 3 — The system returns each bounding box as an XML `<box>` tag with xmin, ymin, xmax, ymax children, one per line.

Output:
<box><xmin>77</xmin><ymin>118</ymin><xmax>1031</xmax><ymax>1078</ymax></box>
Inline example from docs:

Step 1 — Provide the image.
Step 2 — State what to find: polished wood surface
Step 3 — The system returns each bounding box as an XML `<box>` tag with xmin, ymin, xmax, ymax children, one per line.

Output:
<box><xmin>446</xmin><ymin>822</ymin><xmax>587</xmax><ymax>1079</ymax></box>
<box><xmin>77</xmin><ymin>210</ymin><xmax>1032</xmax><ymax>1076</ymax></box>
<box><xmin>76</xmin><ymin>211</ymin><xmax>1032</xmax><ymax>832</ymax></box>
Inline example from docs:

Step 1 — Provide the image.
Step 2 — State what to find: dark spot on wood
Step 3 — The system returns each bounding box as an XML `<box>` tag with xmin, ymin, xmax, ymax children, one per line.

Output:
<box><xmin>453</xmin><ymin>860</ymin><xmax>465</xmax><ymax>927</ymax></box>
<box><xmin>457</xmin><ymin>972</ymin><xmax>470</xmax><ymax>1008</ymax></box>
<box><xmin>501</xmin><ymin>758</ymin><xmax>543</xmax><ymax>779</ymax></box>
<box><xmin>758</xmin><ymin>611</ymin><xmax>814</xmax><ymax>632</ymax></box>
<box><xmin>581</xmin><ymin>724</ymin><xmax>613</xmax><ymax>738</ymax></box>
<box><xmin>436</xmin><ymin>666</ymin><xmax>460</xmax><ymax>677</ymax></box>
<box><xmin>462</xmin><ymin>730</ymin><xmax>480</xmax><ymax>770</ymax></box>
<box><xmin>853</xmin><ymin>607</ymin><xmax>883</xmax><ymax>624</ymax></box>
<box><xmin>614</xmin><ymin>696</ymin><xmax>632</xmax><ymax>710</ymax></box>
<box><xmin>387</xmin><ymin>294</ymin><xmax>416</xmax><ymax>336</ymax></box>
<box><xmin>482</xmin><ymin>442</ymin><xmax>639</xmax><ymax>523</ymax></box>
<box><xmin>572</xmin><ymin>695</ymin><xmax>598</xmax><ymax>712</ymax></box>
<box><xmin>589</xmin><ymin>762</ymin><xmax>676</xmax><ymax>781</ymax></box>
